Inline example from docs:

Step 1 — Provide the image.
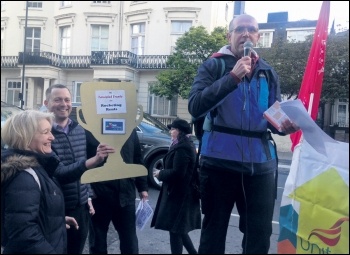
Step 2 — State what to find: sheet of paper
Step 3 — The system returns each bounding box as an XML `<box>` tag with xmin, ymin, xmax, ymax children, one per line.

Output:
<box><xmin>279</xmin><ymin>99</ymin><xmax>338</xmax><ymax>156</ymax></box>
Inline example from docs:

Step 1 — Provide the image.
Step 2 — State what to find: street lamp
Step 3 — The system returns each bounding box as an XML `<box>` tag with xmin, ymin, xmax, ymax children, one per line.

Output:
<box><xmin>20</xmin><ymin>1</ymin><xmax>28</xmax><ymax>109</ymax></box>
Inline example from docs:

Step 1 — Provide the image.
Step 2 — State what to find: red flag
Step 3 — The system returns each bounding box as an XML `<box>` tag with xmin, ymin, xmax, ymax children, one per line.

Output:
<box><xmin>290</xmin><ymin>1</ymin><xmax>330</xmax><ymax>151</ymax></box>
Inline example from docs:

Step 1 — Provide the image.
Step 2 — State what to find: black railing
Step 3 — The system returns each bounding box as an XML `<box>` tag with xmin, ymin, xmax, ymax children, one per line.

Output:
<box><xmin>2</xmin><ymin>51</ymin><xmax>172</xmax><ymax>69</ymax></box>
<box><xmin>17</xmin><ymin>52</ymin><xmax>91</xmax><ymax>69</ymax></box>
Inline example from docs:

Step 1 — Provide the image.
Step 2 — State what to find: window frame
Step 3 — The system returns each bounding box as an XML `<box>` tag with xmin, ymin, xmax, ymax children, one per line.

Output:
<box><xmin>71</xmin><ymin>81</ymin><xmax>82</xmax><ymax>103</ymax></box>
<box><xmin>131</xmin><ymin>23</ymin><xmax>145</xmax><ymax>55</ymax></box>
<box><xmin>148</xmin><ymin>89</ymin><xmax>177</xmax><ymax>117</ymax></box>
<box><xmin>25</xmin><ymin>27</ymin><xmax>41</xmax><ymax>53</ymax></box>
<box><xmin>91</xmin><ymin>24</ymin><xmax>109</xmax><ymax>51</ymax></box>
<box><xmin>60</xmin><ymin>1</ymin><xmax>72</xmax><ymax>8</ymax></box>
<box><xmin>257</xmin><ymin>30</ymin><xmax>274</xmax><ymax>48</ymax></box>
<box><xmin>6</xmin><ymin>80</ymin><xmax>28</xmax><ymax>107</ymax></box>
<box><xmin>170</xmin><ymin>20</ymin><xmax>192</xmax><ymax>53</ymax></box>
<box><xmin>59</xmin><ymin>26</ymin><xmax>71</xmax><ymax>55</ymax></box>
<box><xmin>27</xmin><ymin>1</ymin><xmax>43</xmax><ymax>9</ymax></box>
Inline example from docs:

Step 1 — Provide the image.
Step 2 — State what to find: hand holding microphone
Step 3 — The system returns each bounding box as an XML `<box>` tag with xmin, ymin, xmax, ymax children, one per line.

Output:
<box><xmin>231</xmin><ymin>40</ymin><xmax>253</xmax><ymax>80</ymax></box>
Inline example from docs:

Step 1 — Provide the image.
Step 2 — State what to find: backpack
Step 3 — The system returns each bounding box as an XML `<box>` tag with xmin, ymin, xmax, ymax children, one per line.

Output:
<box><xmin>192</xmin><ymin>57</ymin><xmax>226</xmax><ymax>169</ymax></box>
<box><xmin>192</xmin><ymin>57</ymin><xmax>226</xmax><ymax>141</ymax></box>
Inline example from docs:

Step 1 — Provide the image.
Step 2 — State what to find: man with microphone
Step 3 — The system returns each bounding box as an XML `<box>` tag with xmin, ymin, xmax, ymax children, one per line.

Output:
<box><xmin>188</xmin><ymin>14</ymin><xmax>299</xmax><ymax>254</ymax></box>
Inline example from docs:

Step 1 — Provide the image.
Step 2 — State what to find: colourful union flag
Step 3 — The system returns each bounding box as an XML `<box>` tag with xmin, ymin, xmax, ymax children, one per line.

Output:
<box><xmin>290</xmin><ymin>1</ymin><xmax>330</xmax><ymax>151</ymax></box>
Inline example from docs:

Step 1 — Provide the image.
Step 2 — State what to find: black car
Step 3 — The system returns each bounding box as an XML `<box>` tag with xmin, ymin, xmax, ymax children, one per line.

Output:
<box><xmin>135</xmin><ymin>112</ymin><xmax>171</xmax><ymax>189</ymax></box>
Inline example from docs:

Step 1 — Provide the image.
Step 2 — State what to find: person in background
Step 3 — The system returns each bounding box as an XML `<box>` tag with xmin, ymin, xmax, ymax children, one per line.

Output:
<box><xmin>44</xmin><ymin>84</ymin><xmax>115</xmax><ymax>254</ymax></box>
<box><xmin>1</xmin><ymin>110</ymin><xmax>77</xmax><ymax>253</ymax></box>
<box><xmin>151</xmin><ymin>118</ymin><xmax>201</xmax><ymax>254</ymax></box>
<box><xmin>88</xmin><ymin>128</ymin><xmax>148</xmax><ymax>254</ymax></box>
<box><xmin>188</xmin><ymin>14</ymin><xmax>299</xmax><ymax>254</ymax></box>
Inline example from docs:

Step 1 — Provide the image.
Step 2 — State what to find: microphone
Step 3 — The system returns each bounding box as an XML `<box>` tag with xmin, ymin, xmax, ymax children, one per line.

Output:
<box><xmin>243</xmin><ymin>40</ymin><xmax>253</xmax><ymax>57</ymax></box>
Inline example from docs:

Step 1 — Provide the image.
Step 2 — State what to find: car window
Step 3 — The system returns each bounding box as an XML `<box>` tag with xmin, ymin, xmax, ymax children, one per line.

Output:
<box><xmin>139</xmin><ymin>121</ymin><xmax>168</xmax><ymax>134</ymax></box>
<box><xmin>138</xmin><ymin>112</ymin><xmax>170</xmax><ymax>134</ymax></box>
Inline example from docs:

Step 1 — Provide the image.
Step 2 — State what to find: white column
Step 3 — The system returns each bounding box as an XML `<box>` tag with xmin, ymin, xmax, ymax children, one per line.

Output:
<box><xmin>26</xmin><ymin>78</ymin><xmax>35</xmax><ymax>109</ymax></box>
<box><xmin>43</xmin><ymin>78</ymin><xmax>50</xmax><ymax>102</ymax></box>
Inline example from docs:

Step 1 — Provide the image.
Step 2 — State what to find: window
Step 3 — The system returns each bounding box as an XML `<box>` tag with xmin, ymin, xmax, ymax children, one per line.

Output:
<box><xmin>170</xmin><ymin>21</ymin><xmax>192</xmax><ymax>53</ymax></box>
<box><xmin>91</xmin><ymin>25</ymin><xmax>109</xmax><ymax>51</ymax></box>
<box><xmin>171</xmin><ymin>21</ymin><xmax>192</xmax><ymax>34</ymax></box>
<box><xmin>72</xmin><ymin>81</ymin><xmax>82</xmax><ymax>103</ymax></box>
<box><xmin>60</xmin><ymin>1</ymin><xmax>72</xmax><ymax>7</ymax></box>
<box><xmin>6</xmin><ymin>80</ymin><xmax>28</xmax><ymax>107</ymax></box>
<box><xmin>257</xmin><ymin>31</ymin><xmax>274</xmax><ymax>48</ymax></box>
<box><xmin>336</xmin><ymin>99</ymin><xmax>349</xmax><ymax>126</ymax></box>
<box><xmin>287</xmin><ymin>29</ymin><xmax>315</xmax><ymax>42</ymax></box>
<box><xmin>25</xmin><ymin>27</ymin><xmax>41</xmax><ymax>53</ymax></box>
<box><xmin>131</xmin><ymin>23</ymin><xmax>145</xmax><ymax>55</ymax></box>
<box><xmin>148</xmin><ymin>94</ymin><xmax>177</xmax><ymax>116</ymax></box>
<box><xmin>27</xmin><ymin>1</ymin><xmax>42</xmax><ymax>8</ymax></box>
<box><xmin>92</xmin><ymin>1</ymin><xmax>111</xmax><ymax>4</ymax></box>
<box><xmin>60</xmin><ymin>26</ymin><xmax>71</xmax><ymax>55</ymax></box>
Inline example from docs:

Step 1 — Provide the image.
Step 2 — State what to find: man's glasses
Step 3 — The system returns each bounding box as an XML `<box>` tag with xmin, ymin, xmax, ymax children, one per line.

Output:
<box><xmin>231</xmin><ymin>26</ymin><xmax>259</xmax><ymax>35</ymax></box>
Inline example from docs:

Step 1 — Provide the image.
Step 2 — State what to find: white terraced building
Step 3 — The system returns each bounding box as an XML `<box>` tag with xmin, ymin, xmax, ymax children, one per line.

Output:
<box><xmin>2</xmin><ymin>1</ymin><xmax>347</xmax><ymax>143</ymax></box>
<box><xmin>1</xmin><ymin>1</ymin><xmax>232</xmax><ymax>124</ymax></box>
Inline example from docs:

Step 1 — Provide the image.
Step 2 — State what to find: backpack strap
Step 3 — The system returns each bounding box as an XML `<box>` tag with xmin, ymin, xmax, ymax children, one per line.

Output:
<box><xmin>24</xmin><ymin>168</ymin><xmax>41</xmax><ymax>190</ymax></box>
<box><xmin>214</xmin><ymin>57</ymin><xmax>226</xmax><ymax>80</ymax></box>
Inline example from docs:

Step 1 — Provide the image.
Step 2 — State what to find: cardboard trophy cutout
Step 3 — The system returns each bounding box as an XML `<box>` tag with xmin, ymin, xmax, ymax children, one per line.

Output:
<box><xmin>77</xmin><ymin>82</ymin><xmax>147</xmax><ymax>183</ymax></box>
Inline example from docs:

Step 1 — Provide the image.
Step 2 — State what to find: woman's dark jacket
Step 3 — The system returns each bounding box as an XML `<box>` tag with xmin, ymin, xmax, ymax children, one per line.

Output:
<box><xmin>90</xmin><ymin>129</ymin><xmax>148</xmax><ymax>206</ymax></box>
<box><xmin>150</xmin><ymin>136</ymin><xmax>201</xmax><ymax>234</ymax></box>
<box><xmin>1</xmin><ymin>149</ymin><xmax>67</xmax><ymax>254</ymax></box>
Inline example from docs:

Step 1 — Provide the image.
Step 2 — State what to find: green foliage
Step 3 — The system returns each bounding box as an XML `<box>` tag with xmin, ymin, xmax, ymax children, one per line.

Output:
<box><xmin>150</xmin><ymin>26</ymin><xmax>227</xmax><ymax>99</ymax></box>
<box><xmin>260</xmin><ymin>38</ymin><xmax>311</xmax><ymax>99</ymax></box>
<box><xmin>260</xmin><ymin>31</ymin><xmax>349</xmax><ymax>104</ymax></box>
<box><xmin>322</xmin><ymin>31</ymin><xmax>349</xmax><ymax>103</ymax></box>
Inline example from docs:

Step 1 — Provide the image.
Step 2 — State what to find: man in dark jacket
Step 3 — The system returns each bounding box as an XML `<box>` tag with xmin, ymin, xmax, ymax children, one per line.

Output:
<box><xmin>188</xmin><ymin>14</ymin><xmax>299</xmax><ymax>254</ymax></box>
<box><xmin>44</xmin><ymin>84</ymin><xmax>115</xmax><ymax>254</ymax></box>
<box><xmin>89</xmin><ymin>128</ymin><xmax>149</xmax><ymax>254</ymax></box>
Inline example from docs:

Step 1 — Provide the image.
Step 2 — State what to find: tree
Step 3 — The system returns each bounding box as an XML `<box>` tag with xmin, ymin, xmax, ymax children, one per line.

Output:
<box><xmin>150</xmin><ymin>26</ymin><xmax>227</xmax><ymax>100</ymax></box>
<box><xmin>259</xmin><ymin>38</ymin><xmax>311</xmax><ymax>100</ymax></box>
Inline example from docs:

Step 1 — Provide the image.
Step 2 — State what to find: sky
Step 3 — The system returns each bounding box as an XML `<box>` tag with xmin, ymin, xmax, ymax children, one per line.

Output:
<box><xmin>241</xmin><ymin>1</ymin><xmax>349</xmax><ymax>32</ymax></box>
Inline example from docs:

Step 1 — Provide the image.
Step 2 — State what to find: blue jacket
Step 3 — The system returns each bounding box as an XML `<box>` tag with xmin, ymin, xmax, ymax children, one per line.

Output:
<box><xmin>188</xmin><ymin>45</ymin><xmax>284</xmax><ymax>175</ymax></box>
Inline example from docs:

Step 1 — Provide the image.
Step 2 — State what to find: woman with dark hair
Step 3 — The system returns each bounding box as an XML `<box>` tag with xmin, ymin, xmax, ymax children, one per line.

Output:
<box><xmin>151</xmin><ymin>118</ymin><xmax>201</xmax><ymax>254</ymax></box>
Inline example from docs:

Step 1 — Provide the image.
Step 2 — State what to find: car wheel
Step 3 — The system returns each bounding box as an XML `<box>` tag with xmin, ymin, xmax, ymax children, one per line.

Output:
<box><xmin>148</xmin><ymin>154</ymin><xmax>165</xmax><ymax>190</ymax></box>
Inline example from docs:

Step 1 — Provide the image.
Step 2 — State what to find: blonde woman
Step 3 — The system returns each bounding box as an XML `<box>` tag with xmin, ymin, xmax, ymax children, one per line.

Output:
<box><xmin>1</xmin><ymin>110</ymin><xmax>76</xmax><ymax>254</ymax></box>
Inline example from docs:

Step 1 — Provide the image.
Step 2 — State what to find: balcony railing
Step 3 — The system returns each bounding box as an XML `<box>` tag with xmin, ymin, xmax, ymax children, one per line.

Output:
<box><xmin>2</xmin><ymin>51</ymin><xmax>171</xmax><ymax>69</ymax></box>
<box><xmin>1</xmin><ymin>56</ymin><xmax>19</xmax><ymax>68</ymax></box>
